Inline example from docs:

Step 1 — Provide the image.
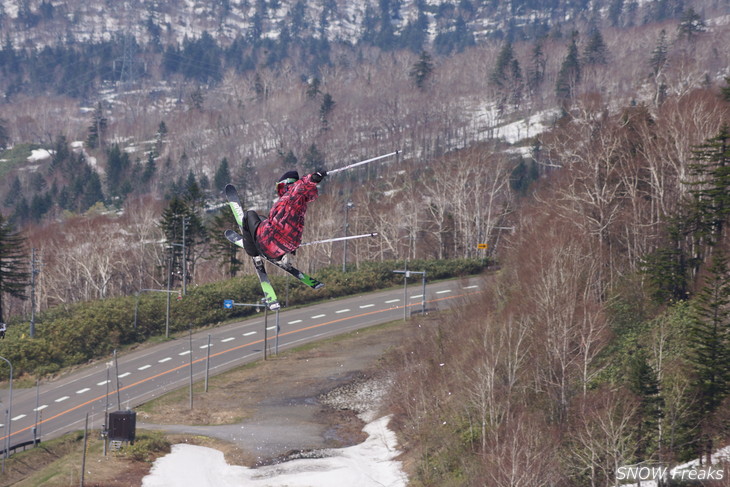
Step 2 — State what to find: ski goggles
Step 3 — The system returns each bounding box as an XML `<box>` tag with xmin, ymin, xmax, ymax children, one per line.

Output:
<box><xmin>275</xmin><ymin>177</ymin><xmax>298</xmax><ymax>191</ymax></box>
<box><xmin>276</xmin><ymin>178</ymin><xmax>297</xmax><ymax>196</ymax></box>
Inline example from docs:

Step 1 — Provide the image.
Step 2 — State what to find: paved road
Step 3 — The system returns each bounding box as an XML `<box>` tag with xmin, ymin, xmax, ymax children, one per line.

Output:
<box><xmin>0</xmin><ymin>275</ymin><xmax>483</xmax><ymax>450</ymax></box>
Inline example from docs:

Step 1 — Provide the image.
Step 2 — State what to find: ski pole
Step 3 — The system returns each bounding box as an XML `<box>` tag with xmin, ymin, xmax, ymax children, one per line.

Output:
<box><xmin>328</xmin><ymin>151</ymin><xmax>400</xmax><ymax>175</ymax></box>
<box><xmin>301</xmin><ymin>232</ymin><xmax>379</xmax><ymax>247</ymax></box>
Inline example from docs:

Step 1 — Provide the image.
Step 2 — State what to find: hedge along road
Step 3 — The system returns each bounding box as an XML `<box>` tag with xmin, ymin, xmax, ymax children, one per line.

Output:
<box><xmin>0</xmin><ymin>276</ymin><xmax>483</xmax><ymax>450</ymax></box>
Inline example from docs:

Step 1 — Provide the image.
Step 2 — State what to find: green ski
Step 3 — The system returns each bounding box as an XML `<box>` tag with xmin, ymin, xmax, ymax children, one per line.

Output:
<box><xmin>225</xmin><ymin>185</ymin><xmax>281</xmax><ymax>310</ymax></box>
<box><xmin>225</xmin><ymin>229</ymin><xmax>324</xmax><ymax>290</ymax></box>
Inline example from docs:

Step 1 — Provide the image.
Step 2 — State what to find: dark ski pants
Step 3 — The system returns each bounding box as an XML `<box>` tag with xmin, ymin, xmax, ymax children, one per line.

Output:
<box><xmin>242</xmin><ymin>210</ymin><xmax>264</xmax><ymax>257</ymax></box>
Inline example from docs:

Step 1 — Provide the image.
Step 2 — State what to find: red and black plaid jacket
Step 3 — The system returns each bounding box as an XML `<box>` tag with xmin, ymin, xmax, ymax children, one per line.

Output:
<box><xmin>255</xmin><ymin>174</ymin><xmax>319</xmax><ymax>259</ymax></box>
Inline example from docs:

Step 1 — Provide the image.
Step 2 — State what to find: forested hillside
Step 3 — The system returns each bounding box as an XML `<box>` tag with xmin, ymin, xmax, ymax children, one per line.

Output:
<box><xmin>0</xmin><ymin>1</ymin><xmax>728</xmax><ymax>483</ymax></box>
<box><xmin>0</xmin><ymin>0</ymin><xmax>727</xmax><ymax>320</ymax></box>
<box><xmin>387</xmin><ymin>87</ymin><xmax>730</xmax><ymax>485</ymax></box>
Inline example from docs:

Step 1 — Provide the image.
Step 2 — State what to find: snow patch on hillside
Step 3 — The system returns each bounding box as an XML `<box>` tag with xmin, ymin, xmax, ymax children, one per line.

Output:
<box><xmin>142</xmin><ymin>415</ymin><xmax>406</xmax><ymax>487</ymax></box>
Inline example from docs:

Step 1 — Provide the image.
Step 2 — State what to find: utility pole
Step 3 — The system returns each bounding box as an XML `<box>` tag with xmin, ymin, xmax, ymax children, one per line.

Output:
<box><xmin>0</xmin><ymin>356</ymin><xmax>13</xmax><ymax>474</ymax></box>
<box><xmin>166</xmin><ymin>251</ymin><xmax>172</xmax><ymax>339</ymax></box>
<box><xmin>188</xmin><ymin>325</ymin><xmax>193</xmax><ymax>410</ymax></box>
<box><xmin>29</xmin><ymin>249</ymin><xmax>41</xmax><ymax>338</ymax></box>
<box><xmin>181</xmin><ymin>216</ymin><xmax>189</xmax><ymax>296</ymax></box>
<box><xmin>343</xmin><ymin>201</ymin><xmax>354</xmax><ymax>272</ymax></box>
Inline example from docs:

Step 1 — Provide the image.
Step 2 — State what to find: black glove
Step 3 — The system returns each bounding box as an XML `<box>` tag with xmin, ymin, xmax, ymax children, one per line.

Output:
<box><xmin>311</xmin><ymin>169</ymin><xmax>327</xmax><ymax>183</ymax></box>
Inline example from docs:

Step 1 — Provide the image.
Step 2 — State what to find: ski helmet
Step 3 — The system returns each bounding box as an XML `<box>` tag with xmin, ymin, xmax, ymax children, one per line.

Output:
<box><xmin>276</xmin><ymin>170</ymin><xmax>299</xmax><ymax>196</ymax></box>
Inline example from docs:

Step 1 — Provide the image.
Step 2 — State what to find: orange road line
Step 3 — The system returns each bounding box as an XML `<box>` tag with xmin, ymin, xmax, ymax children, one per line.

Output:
<box><xmin>1</xmin><ymin>287</ymin><xmax>479</xmax><ymax>442</ymax></box>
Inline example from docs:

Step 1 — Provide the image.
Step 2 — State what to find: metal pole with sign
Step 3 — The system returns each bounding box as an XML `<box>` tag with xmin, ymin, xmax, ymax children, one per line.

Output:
<box><xmin>392</xmin><ymin>267</ymin><xmax>428</xmax><ymax>319</ymax></box>
<box><xmin>223</xmin><ymin>299</ymin><xmax>268</xmax><ymax>360</ymax></box>
<box><xmin>477</xmin><ymin>243</ymin><xmax>488</xmax><ymax>267</ymax></box>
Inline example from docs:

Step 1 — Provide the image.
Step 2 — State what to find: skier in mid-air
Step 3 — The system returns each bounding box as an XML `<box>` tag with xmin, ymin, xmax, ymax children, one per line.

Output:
<box><xmin>226</xmin><ymin>151</ymin><xmax>397</xmax><ymax>308</ymax></box>
<box><xmin>237</xmin><ymin>169</ymin><xmax>327</xmax><ymax>262</ymax></box>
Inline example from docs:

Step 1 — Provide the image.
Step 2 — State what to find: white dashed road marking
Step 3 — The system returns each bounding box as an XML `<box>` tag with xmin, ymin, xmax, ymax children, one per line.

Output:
<box><xmin>311</xmin><ymin>314</ymin><xmax>325</xmax><ymax>319</ymax></box>
<box><xmin>436</xmin><ymin>289</ymin><xmax>452</xmax><ymax>294</ymax></box>
<box><xmin>243</xmin><ymin>331</ymin><xmax>256</xmax><ymax>337</ymax></box>
<box><xmin>385</xmin><ymin>299</ymin><xmax>400</xmax><ymax>304</ymax></box>
<box><xmin>118</xmin><ymin>372</ymin><xmax>131</xmax><ymax>378</ymax></box>
<box><xmin>12</xmin><ymin>414</ymin><xmax>26</xmax><ymax>421</ymax></box>
<box><xmin>221</xmin><ymin>337</ymin><xmax>235</xmax><ymax>343</ymax></box>
<box><xmin>55</xmin><ymin>396</ymin><xmax>69</xmax><ymax>403</ymax></box>
<box><xmin>76</xmin><ymin>388</ymin><xmax>90</xmax><ymax>394</ymax></box>
<box><xmin>138</xmin><ymin>365</ymin><xmax>151</xmax><ymax>370</ymax></box>
<box><xmin>463</xmin><ymin>285</ymin><xmax>479</xmax><ymax>289</ymax></box>
<box><xmin>336</xmin><ymin>309</ymin><xmax>350</xmax><ymax>314</ymax></box>
<box><xmin>34</xmin><ymin>405</ymin><xmax>48</xmax><ymax>412</ymax></box>
<box><xmin>159</xmin><ymin>357</ymin><xmax>172</xmax><ymax>363</ymax></box>
<box><xmin>97</xmin><ymin>380</ymin><xmax>110</xmax><ymax>386</ymax></box>
<box><xmin>179</xmin><ymin>351</ymin><xmax>191</xmax><ymax>356</ymax></box>
<box><xmin>359</xmin><ymin>304</ymin><xmax>374</xmax><ymax>309</ymax></box>
<box><xmin>288</xmin><ymin>320</ymin><xmax>302</xmax><ymax>325</ymax></box>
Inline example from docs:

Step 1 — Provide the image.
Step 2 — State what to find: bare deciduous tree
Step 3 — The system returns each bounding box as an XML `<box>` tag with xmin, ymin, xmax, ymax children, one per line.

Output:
<box><xmin>568</xmin><ymin>387</ymin><xmax>639</xmax><ymax>487</ymax></box>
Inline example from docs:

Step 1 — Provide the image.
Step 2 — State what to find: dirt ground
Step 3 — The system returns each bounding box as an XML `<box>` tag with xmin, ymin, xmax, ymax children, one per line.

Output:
<box><xmin>0</xmin><ymin>319</ymin><xmax>415</xmax><ymax>487</ymax></box>
<box><xmin>136</xmin><ymin>320</ymin><xmax>411</xmax><ymax>468</ymax></box>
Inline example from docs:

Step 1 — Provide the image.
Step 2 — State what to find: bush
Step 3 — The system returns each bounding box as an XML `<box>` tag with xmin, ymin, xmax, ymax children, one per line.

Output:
<box><xmin>121</xmin><ymin>432</ymin><xmax>171</xmax><ymax>462</ymax></box>
<box><xmin>0</xmin><ymin>258</ymin><xmax>486</xmax><ymax>378</ymax></box>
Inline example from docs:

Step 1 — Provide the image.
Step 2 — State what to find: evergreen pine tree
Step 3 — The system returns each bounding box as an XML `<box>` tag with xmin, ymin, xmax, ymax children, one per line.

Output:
<box><xmin>142</xmin><ymin>153</ymin><xmax>157</xmax><ymax>185</ymax></box>
<box><xmin>583</xmin><ymin>28</ymin><xmax>609</xmax><ymax>65</ymax></box>
<box><xmin>306</xmin><ymin>77</ymin><xmax>321</xmax><ymax>99</ymax></box>
<box><xmin>688</xmin><ymin>249</ymin><xmax>730</xmax><ymax>461</ymax></box>
<box><xmin>290</xmin><ymin>0</ymin><xmax>307</xmax><ymax>38</ymax></box>
<box><xmin>626</xmin><ymin>346</ymin><xmax>663</xmax><ymax>458</ymax></box>
<box><xmin>29</xmin><ymin>193</ymin><xmax>50</xmax><ymax>222</ymax></box>
<box><xmin>527</xmin><ymin>41</ymin><xmax>546</xmax><ymax>94</ymax></box>
<box><xmin>641</xmin><ymin>213</ymin><xmax>692</xmax><ymax>303</ymax></box>
<box><xmin>375</xmin><ymin>0</ymin><xmax>397</xmax><ymax>50</ymax></box>
<box><xmin>13</xmin><ymin>197</ymin><xmax>29</xmax><ymax>225</ymax></box>
<box><xmin>160</xmin><ymin>196</ymin><xmax>188</xmax><ymax>289</ymax></box>
<box><xmin>106</xmin><ymin>143</ymin><xmax>131</xmax><ymax>200</ymax></box>
<box><xmin>0</xmin><ymin>117</ymin><xmax>9</xmax><ymax>149</ymax></box>
<box><xmin>281</xmin><ymin>150</ymin><xmax>298</xmax><ymax>169</ymax></box>
<box><xmin>0</xmin><ymin>212</ymin><xmax>29</xmax><ymax>323</ymax></box>
<box><xmin>50</xmin><ymin>135</ymin><xmax>71</xmax><ymax>174</ymax></box>
<box><xmin>160</xmin><ymin>196</ymin><xmax>205</xmax><ymax>289</ymax></box>
<box><xmin>360</xmin><ymin>5</ymin><xmax>379</xmax><ymax>45</ymax></box>
<box><xmin>686</xmin><ymin>125</ymin><xmax>730</xmax><ymax>245</ymax></box>
<box><xmin>81</xmin><ymin>171</ymin><xmax>105</xmax><ymax>211</ymax></box>
<box><xmin>86</xmin><ymin>102</ymin><xmax>108</xmax><ymax>149</ymax></box>
<box><xmin>208</xmin><ymin>206</ymin><xmax>243</xmax><ymax>278</ymax></box>
<box><xmin>184</xmin><ymin>171</ymin><xmax>206</xmax><ymax>212</ymax></box>
<box><xmin>4</xmin><ymin>176</ymin><xmax>21</xmax><ymax>207</ymax></box>
<box><xmin>608</xmin><ymin>0</ymin><xmax>624</xmax><ymax>26</ymax></box>
<box><xmin>678</xmin><ymin>8</ymin><xmax>706</xmax><ymax>40</ymax></box>
<box><xmin>199</xmin><ymin>173</ymin><xmax>210</xmax><ymax>191</ymax></box>
<box><xmin>236</xmin><ymin>157</ymin><xmax>257</xmax><ymax>203</ymax></box>
<box><xmin>320</xmin><ymin>93</ymin><xmax>335</xmax><ymax>129</ymax></box>
<box><xmin>190</xmin><ymin>86</ymin><xmax>205</xmax><ymax>110</ymax></box>
<box><xmin>720</xmin><ymin>77</ymin><xmax>730</xmax><ymax>103</ymax></box>
<box><xmin>155</xmin><ymin>121</ymin><xmax>168</xmax><ymax>156</ymax></box>
<box><xmin>490</xmin><ymin>42</ymin><xmax>514</xmax><ymax>87</ymax></box>
<box><xmin>650</xmin><ymin>29</ymin><xmax>669</xmax><ymax>76</ymax></box>
<box><xmin>214</xmin><ymin>158</ymin><xmax>232</xmax><ymax>192</ymax></box>
<box><xmin>409</xmin><ymin>50</ymin><xmax>434</xmax><ymax>91</ymax></box>
<box><xmin>253</xmin><ymin>73</ymin><xmax>265</xmax><ymax>101</ymax></box>
<box><xmin>555</xmin><ymin>32</ymin><xmax>581</xmax><ymax>105</ymax></box>
<box><xmin>302</xmin><ymin>144</ymin><xmax>324</xmax><ymax>174</ymax></box>
<box><xmin>509</xmin><ymin>158</ymin><xmax>539</xmax><ymax>195</ymax></box>
<box><xmin>401</xmin><ymin>8</ymin><xmax>429</xmax><ymax>53</ymax></box>
<box><xmin>508</xmin><ymin>58</ymin><xmax>523</xmax><ymax>107</ymax></box>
